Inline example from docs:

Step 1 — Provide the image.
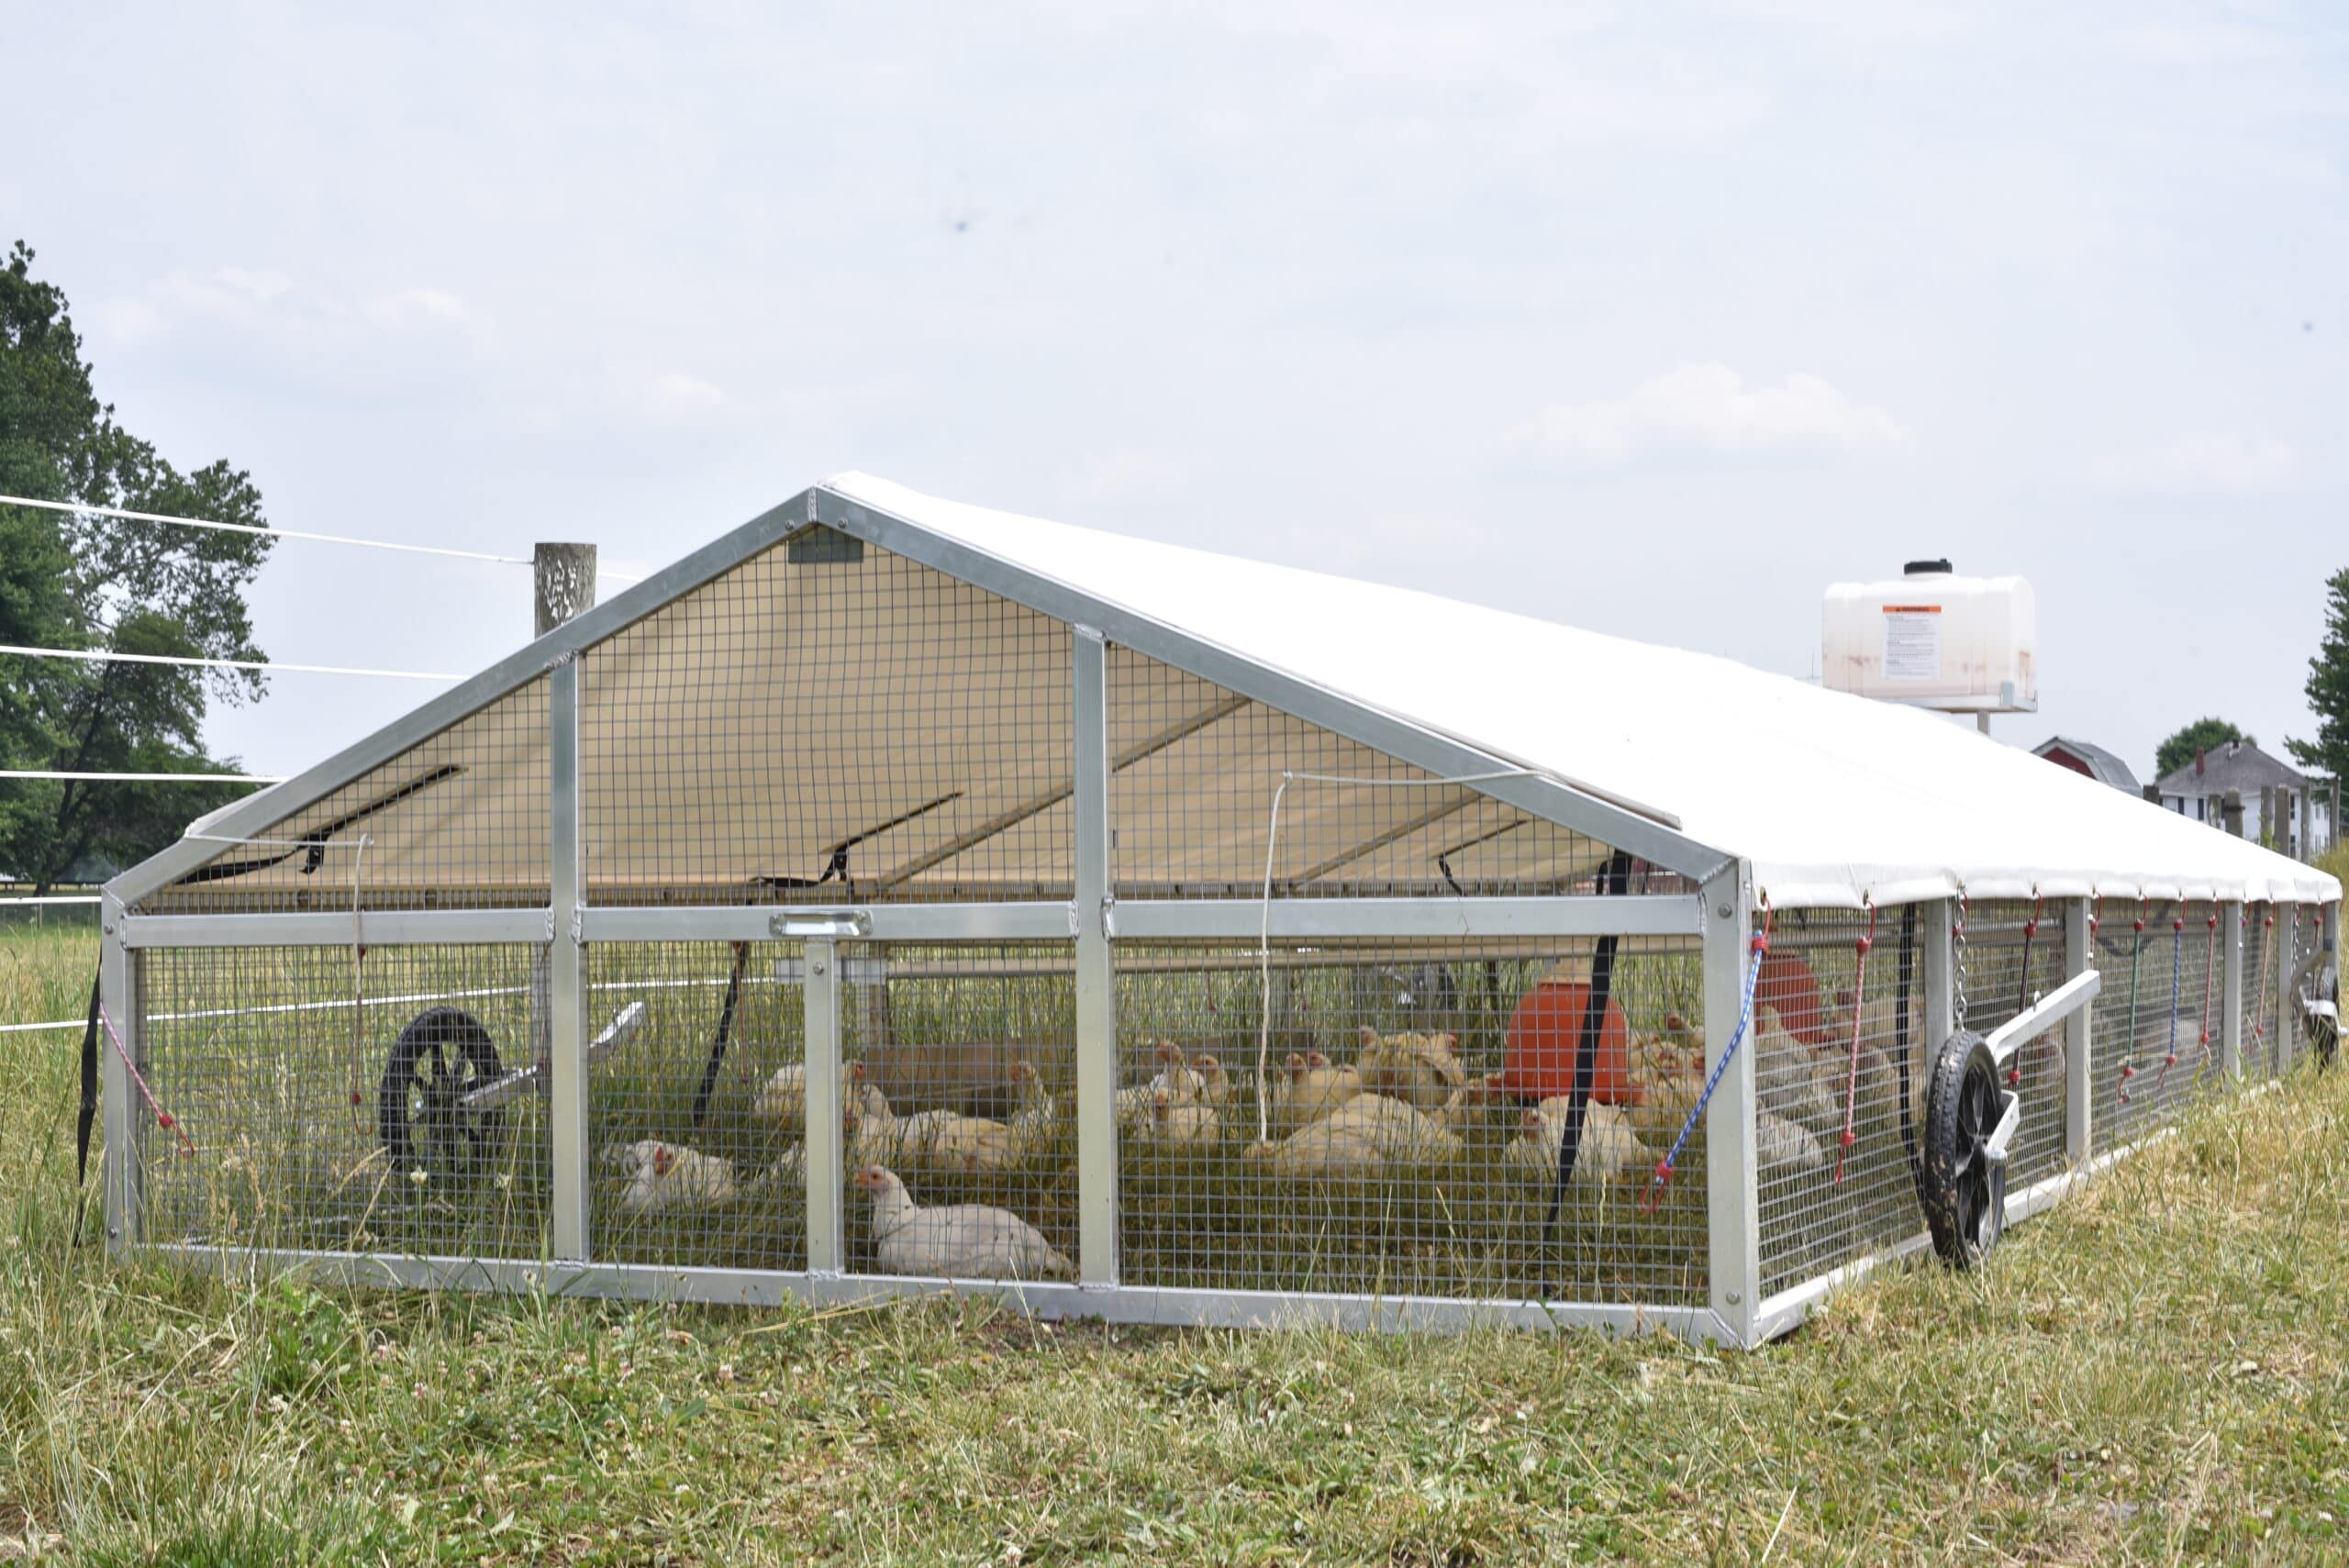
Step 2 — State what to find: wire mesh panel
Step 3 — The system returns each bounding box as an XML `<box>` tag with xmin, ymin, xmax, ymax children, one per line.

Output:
<box><xmin>1958</xmin><ymin>900</ymin><xmax>2071</xmax><ymax>1189</ymax></box>
<box><xmin>1104</xmin><ymin>649</ymin><xmax>1673</xmax><ymax>900</ymax></box>
<box><xmin>2288</xmin><ymin>905</ymin><xmax>2321</xmax><ymax>1072</ymax></box>
<box><xmin>1113</xmin><ymin>936</ymin><xmax>1709</xmax><ymax>1307</ymax></box>
<box><xmin>837</xmin><ymin>944</ymin><xmax>1078</xmax><ymax>1284</ymax></box>
<box><xmin>1754</xmin><ymin>907</ymin><xmax>1929</xmax><ymax>1297</ymax></box>
<box><xmin>2242</xmin><ymin>905</ymin><xmax>2278</xmax><ymax>1083</ymax></box>
<box><xmin>136</xmin><ymin>680</ymin><xmax>552</xmax><ymax>915</ymax></box>
<box><xmin>136</xmin><ymin>944</ymin><xmax>548</xmax><ymax>1259</ymax></box>
<box><xmin>585</xmin><ymin>940</ymin><xmax>808</xmax><ymax>1272</ymax></box>
<box><xmin>2087</xmin><ymin>902</ymin><xmax>2215</xmax><ymax>1155</ymax></box>
<box><xmin>580</xmin><ymin>538</ymin><xmax>1075</xmax><ymax>906</ymax></box>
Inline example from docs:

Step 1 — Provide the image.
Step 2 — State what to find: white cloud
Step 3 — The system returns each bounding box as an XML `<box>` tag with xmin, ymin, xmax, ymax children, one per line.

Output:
<box><xmin>367</xmin><ymin>286</ymin><xmax>471</xmax><ymax>327</ymax></box>
<box><xmin>1064</xmin><ymin>448</ymin><xmax>1183</xmax><ymax>502</ymax></box>
<box><xmin>643</xmin><ymin>371</ymin><xmax>728</xmax><ymax>417</ymax></box>
<box><xmin>2090</xmin><ymin>432</ymin><xmax>2300</xmax><ymax>497</ymax></box>
<box><xmin>1508</xmin><ymin>363</ymin><xmax>1909</xmax><ymax>462</ymax></box>
<box><xmin>213</xmin><ymin>266</ymin><xmax>293</xmax><ymax>305</ymax></box>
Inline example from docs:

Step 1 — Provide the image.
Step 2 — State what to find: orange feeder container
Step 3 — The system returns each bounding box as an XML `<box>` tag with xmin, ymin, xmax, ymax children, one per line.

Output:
<box><xmin>1500</xmin><ymin>979</ymin><xmax>1641</xmax><ymax>1105</ymax></box>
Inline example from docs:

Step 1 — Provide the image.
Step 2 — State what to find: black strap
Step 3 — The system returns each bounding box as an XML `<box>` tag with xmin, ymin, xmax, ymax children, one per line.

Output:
<box><xmin>73</xmin><ymin>964</ymin><xmax>101</xmax><ymax>1245</ymax></box>
<box><xmin>690</xmin><ymin>940</ymin><xmax>751</xmax><ymax>1131</ymax></box>
<box><xmin>181</xmin><ymin>763</ymin><xmax>461</xmax><ymax>884</ymax></box>
<box><xmin>1542</xmin><ymin>852</ymin><xmax>1631</xmax><ymax>1255</ymax></box>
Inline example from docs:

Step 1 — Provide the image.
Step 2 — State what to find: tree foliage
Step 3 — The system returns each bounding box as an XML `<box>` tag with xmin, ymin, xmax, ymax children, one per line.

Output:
<box><xmin>2154</xmin><ymin>717</ymin><xmax>2254</xmax><ymax>784</ymax></box>
<box><xmin>0</xmin><ymin>241</ymin><xmax>272</xmax><ymax>891</ymax></box>
<box><xmin>2286</xmin><ymin>568</ymin><xmax>2349</xmax><ymax>784</ymax></box>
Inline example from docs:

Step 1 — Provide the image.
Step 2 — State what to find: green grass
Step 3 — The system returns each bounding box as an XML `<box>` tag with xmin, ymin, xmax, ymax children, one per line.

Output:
<box><xmin>6</xmin><ymin>924</ymin><xmax>2349</xmax><ymax>1563</ymax></box>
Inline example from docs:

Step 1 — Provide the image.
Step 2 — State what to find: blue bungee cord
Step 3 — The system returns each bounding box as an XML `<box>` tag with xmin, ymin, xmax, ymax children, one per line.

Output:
<box><xmin>1642</xmin><ymin>904</ymin><xmax>1771</xmax><ymax>1212</ymax></box>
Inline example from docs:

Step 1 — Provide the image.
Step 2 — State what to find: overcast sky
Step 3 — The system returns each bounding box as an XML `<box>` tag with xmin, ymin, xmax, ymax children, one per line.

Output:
<box><xmin>6</xmin><ymin>2</ymin><xmax>2343</xmax><ymax>792</ymax></box>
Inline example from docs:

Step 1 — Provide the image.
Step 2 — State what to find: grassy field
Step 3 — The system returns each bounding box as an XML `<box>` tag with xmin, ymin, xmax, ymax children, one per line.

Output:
<box><xmin>5</xmin><ymin>921</ymin><xmax>2347</xmax><ymax>1564</ymax></box>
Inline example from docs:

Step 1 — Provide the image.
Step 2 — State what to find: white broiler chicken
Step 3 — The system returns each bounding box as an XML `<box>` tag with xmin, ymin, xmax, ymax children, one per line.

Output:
<box><xmin>1116</xmin><ymin>1041</ymin><xmax>1206</xmax><ymax>1127</ymax></box>
<box><xmin>1131</xmin><ymin>1085</ymin><xmax>1219</xmax><ymax>1151</ymax></box>
<box><xmin>1245</xmin><ymin>1092</ymin><xmax>1461</xmax><ymax>1180</ymax></box>
<box><xmin>751</xmin><ymin>1062</ymin><xmax>807</xmax><ymax>1134</ymax></box>
<box><xmin>1266</xmin><ymin>1050</ymin><xmax>1364</xmax><ymax>1132</ymax></box>
<box><xmin>603</xmin><ymin>1139</ymin><xmax>805</xmax><ymax>1217</ymax></box>
<box><xmin>848</xmin><ymin>1062</ymin><xmax>1054</xmax><ymax>1174</ymax></box>
<box><xmin>1502</xmin><ymin>1097</ymin><xmax>1647</xmax><ymax>1186</ymax></box>
<box><xmin>1757</xmin><ymin>1110</ymin><xmax>1830</xmax><ymax>1175</ymax></box>
<box><xmin>1753</xmin><ymin>1015</ymin><xmax>1840</xmax><ymax>1132</ymax></box>
<box><xmin>1354</xmin><ymin>1026</ymin><xmax>1468</xmax><ymax>1115</ymax></box>
<box><xmin>854</xmin><ymin>1165</ymin><xmax>1074</xmax><ymax>1280</ymax></box>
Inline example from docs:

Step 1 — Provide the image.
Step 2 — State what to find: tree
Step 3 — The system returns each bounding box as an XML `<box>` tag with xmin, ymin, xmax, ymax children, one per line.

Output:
<box><xmin>2154</xmin><ymin>717</ymin><xmax>2254</xmax><ymax>784</ymax></box>
<box><xmin>0</xmin><ymin>241</ymin><xmax>272</xmax><ymax>892</ymax></box>
<box><xmin>2286</xmin><ymin>569</ymin><xmax>2349</xmax><ymax>783</ymax></box>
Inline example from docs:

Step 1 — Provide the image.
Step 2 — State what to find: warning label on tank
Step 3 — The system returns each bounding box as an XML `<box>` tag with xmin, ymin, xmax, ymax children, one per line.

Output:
<box><xmin>1881</xmin><ymin>605</ymin><xmax>1942</xmax><ymax>682</ymax></box>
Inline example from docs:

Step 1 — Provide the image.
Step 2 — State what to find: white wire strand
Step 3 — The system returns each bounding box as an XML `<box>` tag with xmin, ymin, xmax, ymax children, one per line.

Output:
<box><xmin>0</xmin><ymin>494</ymin><xmax>646</xmax><ymax>584</ymax></box>
<box><xmin>1253</xmin><ymin>765</ymin><xmax>1539</xmax><ymax>1142</ymax></box>
<box><xmin>0</xmin><ymin>770</ymin><xmax>282</xmax><ymax>784</ymax></box>
<box><xmin>0</xmin><ymin>643</ymin><xmax>458</xmax><ymax>681</ymax></box>
<box><xmin>0</xmin><ymin>493</ymin><xmax>532</xmax><ymax>567</ymax></box>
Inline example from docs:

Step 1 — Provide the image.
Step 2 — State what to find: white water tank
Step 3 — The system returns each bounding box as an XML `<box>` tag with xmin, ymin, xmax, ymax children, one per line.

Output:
<box><xmin>1822</xmin><ymin>559</ymin><xmax>2037</xmax><ymax>713</ymax></box>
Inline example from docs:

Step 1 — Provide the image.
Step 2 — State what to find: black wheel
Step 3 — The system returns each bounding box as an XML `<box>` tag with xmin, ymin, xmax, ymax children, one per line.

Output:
<box><xmin>379</xmin><ymin>1007</ymin><xmax>506</xmax><ymax>1187</ymax></box>
<box><xmin>1920</xmin><ymin>1030</ymin><xmax>2008</xmax><ymax>1267</ymax></box>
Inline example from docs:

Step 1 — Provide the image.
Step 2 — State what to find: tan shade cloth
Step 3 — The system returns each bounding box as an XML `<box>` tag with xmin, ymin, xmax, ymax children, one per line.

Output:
<box><xmin>144</xmin><ymin>536</ymin><xmax>1603</xmax><ymax>913</ymax></box>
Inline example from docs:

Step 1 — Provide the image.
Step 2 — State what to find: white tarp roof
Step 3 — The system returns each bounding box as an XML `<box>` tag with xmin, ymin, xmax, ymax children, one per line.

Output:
<box><xmin>830</xmin><ymin>473</ymin><xmax>2338</xmax><ymax>910</ymax></box>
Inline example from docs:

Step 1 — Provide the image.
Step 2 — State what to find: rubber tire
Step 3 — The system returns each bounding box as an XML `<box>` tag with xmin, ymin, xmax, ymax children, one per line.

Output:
<box><xmin>1920</xmin><ymin>1030</ymin><xmax>2006</xmax><ymax>1268</ymax></box>
<box><xmin>379</xmin><ymin>1007</ymin><xmax>506</xmax><ymax>1186</ymax></box>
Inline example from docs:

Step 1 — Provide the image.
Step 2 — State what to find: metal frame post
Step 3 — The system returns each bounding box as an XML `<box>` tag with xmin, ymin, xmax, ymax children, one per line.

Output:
<box><xmin>2220</xmin><ymin>900</ymin><xmax>2243</xmax><ymax>1081</ymax></box>
<box><xmin>1923</xmin><ymin>898</ymin><xmax>1956</xmax><ymax>1050</ymax></box>
<box><xmin>2065</xmin><ymin>897</ymin><xmax>2092</xmax><ymax>1162</ymax></box>
<box><xmin>1071</xmin><ymin>627</ymin><xmax>1118</xmax><ymax>1287</ymax></box>
<box><xmin>548</xmin><ymin>658</ymin><xmax>589</xmax><ymax>1259</ymax></box>
<box><xmin>99</xmin><ymin>895</ymin><xmax>139</xmax><ymax>1254</ymax></box>
<box><xmin>803</xmin><ymin>939</ymin><xmax>841</xmax><ymax>1273</ymax></box>
<box><xmin>1702</xmin><ymin>862</ymin><xmax>1757</xmax><ymax>1348</ymax></box>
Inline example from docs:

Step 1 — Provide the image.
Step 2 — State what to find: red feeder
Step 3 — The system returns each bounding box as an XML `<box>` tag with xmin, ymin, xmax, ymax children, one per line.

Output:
<box><xmin>1500</xmin><ymin>979</ymin><xmax>1642</xmax><ymax>1105</ymax></box>
<box><xmin>1756</xmin><ymin>951</ymin><xmax>1836</xmax><ymax>1048</ymax></box>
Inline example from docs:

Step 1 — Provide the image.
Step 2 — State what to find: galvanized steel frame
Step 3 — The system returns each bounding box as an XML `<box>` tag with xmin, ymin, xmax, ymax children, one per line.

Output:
<box><xmin>89</xmin><ymin>477</ymin><xmax>2343</xmax><ymax>1348</ymax></box>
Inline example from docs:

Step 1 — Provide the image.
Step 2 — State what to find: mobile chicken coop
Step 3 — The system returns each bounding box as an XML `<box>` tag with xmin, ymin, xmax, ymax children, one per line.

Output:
<box><xmin>95</xmin><ymin>474</ymin><xmax>2341</xmax><ymax>1347</ymax></box>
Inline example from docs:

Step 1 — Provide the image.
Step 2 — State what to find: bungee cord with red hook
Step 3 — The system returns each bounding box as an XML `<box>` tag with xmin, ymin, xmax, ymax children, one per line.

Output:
<box><xmin>1642</xmin><ymin>900</ymin><xmax>1774</xmax><ymax>1212</ymax></box>
<box><xmin>2007</xmin><ymin>894</ymin><xmax>2044</xmax><ymax>1088</ymax></box>
<box><xmin>1832</xmin><ymin>899</ymin><xmax>1877</xmax><ymax>1185</ymax></box>
<box><xmin>2153</xmin><ymin>910</ymin><xmax>2187</xmax><ymax>1096</ymax></box>
<box><xmin>2118</xmin><ymin>896</ymin><xmax>2148</xmax><ymax>1104</ymax></box>
<box><xmin>96</xmin><ymin>1004</ymin><xmax>195</xmax><ymax>1159</ymax></box>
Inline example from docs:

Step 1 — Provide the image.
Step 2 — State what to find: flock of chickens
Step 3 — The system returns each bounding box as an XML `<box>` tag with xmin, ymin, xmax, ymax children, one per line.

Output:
<box><xmin>591</xmin><ymin>955</ymin><xmax>1990</xmax><ymax>1282</ymax></box>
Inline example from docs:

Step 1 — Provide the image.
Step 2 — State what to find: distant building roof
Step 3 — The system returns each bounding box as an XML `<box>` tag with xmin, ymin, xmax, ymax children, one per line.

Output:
<box><xmin>2153</xmin><ymin>739</ymin><xmax>2306</xmax><ymax>798</ymax></box>
<box><xmin>2033</xmin><ymin>736</ymin><xmax>2142</xmax><ymax>795</ymax></box>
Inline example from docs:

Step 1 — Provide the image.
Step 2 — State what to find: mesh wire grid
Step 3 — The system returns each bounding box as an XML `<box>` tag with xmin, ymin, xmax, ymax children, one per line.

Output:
<box><xmin>1754</xmin><ymin>906</ymin><xmax>1930</xmax><ymax>1298</ymax></box>
<box><xmin>1104</xmin><ymin>649</ymin><xmax>1691</xmax><ymax>901</ymax></box>
<box><xmin>836</xmin><ymin>943</ymin><xmax>1080</xmax><ymax>1284</ymax></box>
<box><xmin>2238</xmin><ymin>905</ymin><xmax>2277</xmax><ymax>1084</ymax></box>
<box><xmin>2087</xmin><ymin>900</ymin><xmax>2220</xmax><ymax>1157</ymax></box>
<box><xmin>135</xmin><ymin>943</ymin><xmax>550</xmax><ymax>1258</ymax></box>
<box><xmin>138</xmin><ymin>679</ymin><xmax>552</xmax><ymax>915</ymax></box>
<box><xmin>1113</xmin><ymin>935</ymin><xmax>1709</xmax><ymax>1306</ymax></box>
<box><xmin>581</xmin><ymin>540</ymin><xmax>1075</xmax><ymax>906</ymax></box>
<box><xmin>1958</xmin><ymin>899</ymin><xmax>2074</xmax><ymax>1192</ymax></box>
<box><xmin>585</xmin><ymin>940</ymin><xmax>809</xmax><ymax>1273</ymax></box>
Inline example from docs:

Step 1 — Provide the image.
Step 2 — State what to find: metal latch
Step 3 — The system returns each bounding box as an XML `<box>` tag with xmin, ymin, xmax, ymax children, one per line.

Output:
<box><xmin>769</xmin><ymin>908</ymin><xmax>873</xmax><ymax>940</ymax></box>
